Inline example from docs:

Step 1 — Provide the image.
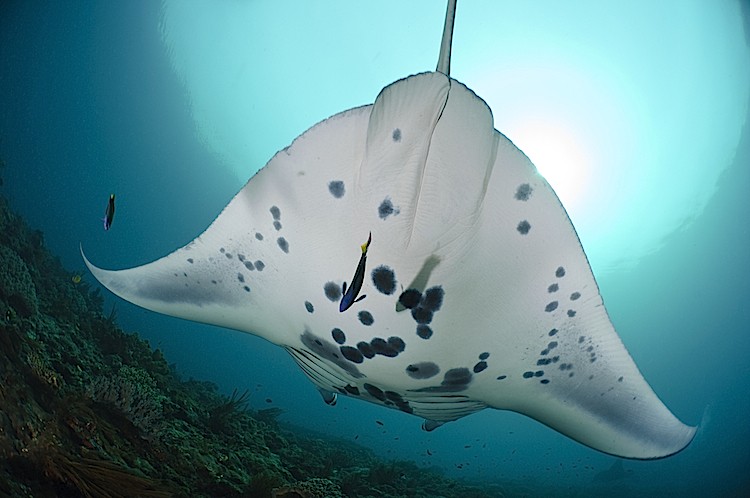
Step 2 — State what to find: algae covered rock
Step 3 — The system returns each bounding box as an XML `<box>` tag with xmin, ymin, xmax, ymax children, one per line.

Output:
<box><xmin>0</xmin><ymin>244</ymin><xmax>38</xmax><ymax>317</ymax></box>
<box><xmin>272</xmin><ymin>477</ymin><xmax>343</xmax><ymax>498</ymax></box>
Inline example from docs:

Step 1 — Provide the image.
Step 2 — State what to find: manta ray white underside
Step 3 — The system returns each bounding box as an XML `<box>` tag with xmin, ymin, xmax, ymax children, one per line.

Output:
<box><xmin>83</xmin><ymin>0</ymin><xmax>696</xmax><ymax>459</ymax></box>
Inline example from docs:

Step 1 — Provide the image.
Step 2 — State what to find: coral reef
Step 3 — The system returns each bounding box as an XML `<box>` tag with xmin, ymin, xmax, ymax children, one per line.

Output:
<box><xmin>272</xmin><ymin>477</ymin><xmax>343</xmax><ymax>498</ymax></box>
<box><xmin>0</xmin><ymin>191</ymin><xmax>502</xmax><ymax>497</ymax></box>
<box><xmin>0</xmin><ymin>244</ymin><xmax>38</xmax><ymax>317</ymax></box>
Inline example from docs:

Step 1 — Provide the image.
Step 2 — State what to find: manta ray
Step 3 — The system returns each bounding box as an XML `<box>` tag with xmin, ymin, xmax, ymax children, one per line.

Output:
<box><xmin>83</xmin><ymin>0</ymin><xmax>696</xmax><ymax>459</ymax></box>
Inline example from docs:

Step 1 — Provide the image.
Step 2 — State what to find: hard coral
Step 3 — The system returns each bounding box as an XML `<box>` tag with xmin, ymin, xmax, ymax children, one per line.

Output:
<box><xmin>86</xmin><ymin>366</ymin><xmax>166</xmax><ymax>438</ymax></box>
<box><xmin>0</xmin><ymin>245</ymin><xmax>38</xmax><ymax>317</ymax></box>
<box><xmin>272</xmin><ymin>477</ymin><xmax>343</xmax><ymax>498</ymax></box>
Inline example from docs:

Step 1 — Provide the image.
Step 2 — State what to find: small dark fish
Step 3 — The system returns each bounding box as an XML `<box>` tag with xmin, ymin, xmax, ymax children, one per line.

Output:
<box><xmin>375</xmin><ymin>420</ymin><xmax>383</xmax><ymax>426</ymax></box>
<box><xmin>426</xmin><ymin>449</ymin><xmax>432</xmax><ymax>456</ymax></box>
<box><xmin>339</xmin><ymin>232</ymin><xmax>372</xmax><ymax>312</ymax></box>
<box><xmin>102</xmin><ymin>194</ymin><xmax>115</xmax><ymax>230</ymax></box>
<box><xmin>265</xmin><ymin>398</ymin><xmax>272</xmax><ymax>403</ymax></box>
<box><xmin>354</xmin><ymin>435</ymin><xmax>359</xmax><ymax>440</ymax></box>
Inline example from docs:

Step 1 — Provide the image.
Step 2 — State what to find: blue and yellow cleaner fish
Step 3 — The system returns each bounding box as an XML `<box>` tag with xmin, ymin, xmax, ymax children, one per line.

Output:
<box><xmin>102</xmin><ymin>194</ymin><xmax>115</xmax><ymax>231</ymax></box>
<box><xmin>339</xmin><ymin>232</ymin><xmax>372</xmax><ymax>312</ymax></box>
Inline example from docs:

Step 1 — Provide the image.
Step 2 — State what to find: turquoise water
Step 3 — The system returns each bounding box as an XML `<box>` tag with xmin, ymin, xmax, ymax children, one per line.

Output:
<box><xmin>1</xmin><ymin>1</ymin><xmax>748</xmax><ymax>495</ymax></box>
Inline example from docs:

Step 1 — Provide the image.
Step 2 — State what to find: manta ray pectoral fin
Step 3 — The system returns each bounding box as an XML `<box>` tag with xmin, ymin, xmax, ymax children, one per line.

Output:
<box><xmin>82</xmin><ymin>104</ymin><xmax>375</xmax><ymax>345</ymax></box>
<box><xmin>473</xmin><ymin>283</ymin><xmax>696</xmax><ymax>459</ymax></box>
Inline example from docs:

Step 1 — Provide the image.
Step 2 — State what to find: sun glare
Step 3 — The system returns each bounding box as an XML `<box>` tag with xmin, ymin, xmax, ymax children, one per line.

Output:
<box><xmin>510</xmin><ymin>118</ymin><xmax>592</xmax><ymax>216</ymax></box>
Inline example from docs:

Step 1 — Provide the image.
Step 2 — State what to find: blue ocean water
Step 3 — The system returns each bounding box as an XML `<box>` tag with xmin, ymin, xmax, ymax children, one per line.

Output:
<box><xmin>1</xmin><ymin>1</ymin><xmax>748</xmax><ymax>496</ymax></box>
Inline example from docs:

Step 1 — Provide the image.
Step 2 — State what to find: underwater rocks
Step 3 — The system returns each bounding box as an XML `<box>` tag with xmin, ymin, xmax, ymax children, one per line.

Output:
<box><xmin>0</xmin><ymin>244</ymin><xmax>38</xmax><ymax>317</ymax></box>
<box><xmin>272</xmin><ymin>477</ymin><xmax>343</xmax><ymax>498</ymax></box>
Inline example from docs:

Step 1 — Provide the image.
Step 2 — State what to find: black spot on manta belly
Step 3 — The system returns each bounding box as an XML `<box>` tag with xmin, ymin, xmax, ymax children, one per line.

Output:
<box><xmin>392</xmin><ymin>128</ymin><xmax>401</xmax><ymax>142</ymax></box>
<box><xmin>473</xmin><ymin>361</ymin><xmax>488</xmax><ymax>373</ymax></box>
<box><xmin>370</xmin><ymin>338</ymin><xmax>397</xmax><ymax>357</ymax></box>
<box><xmin>304</xmin><ymin>301</ymin><xmax>314</xmax><ymax>313</ymax></box>
<box><xmin>340</xmin><ymin>346</ymin><xmax>364</xmax><ymax>364</ymax></box>
<box><xmin>299</xmin><ymin>329</ymin><xmax>362</xmax><ymax>378</ymax></box>
<box><xmin>411</xmin><ymin>306</ymin><xmax>433</xmax><ymax>324</ymax></box>
<box><xmin>479</xmin><ymin>352</ymin><xmax>490</xmax><ymax>360</ymax></box>
<box><xmin>440</xmin><ymin>368</ymin><xmax>472</xmax><ymax>390</ymax></box>
<box><xmin>244</xmin><ymin>261</ymin><xmax>254</xmax><ymax>271</ymax></box>
<box><xmin>237</xmin><ymin>273</ymin><xmax>245</xmax><ymax>283</ymax></box>
<box><xmin>187</xmin><ymin>258</ymin><xmax>194</xmax><ymax>264</ymax></box>
<box><xmin>357</xmin><ymin>341</ymin><xmax>375</xmax><ymax>359</ymax></box>
<box><xmin>372</xmin><ymin>266</ymin><xmax>397</xmax><ymax>295</ymax></box>
<box><xmin>378</xmin><ymin>197</ymin><xmax>399</xmax><ymax>219</ymax></box>
<box><xmin>364</xmin><ymin>383</ymin><xmax>387</xmax><ymax>401</ymax></box>
<box><xmin>255</xmin><ymin>232</ymin><xmax>264</xmax><ymax>240</ymax></box>
<box><xmin>556</xmin><ymin>266</ymin><xmax>566</xmax><ymax>278</ymax></box>
<box><xmin>387</xmin><ymin>336</ymin><xmax>406</xmax><ymax>352</ymax></box>
<box><xmin>270</xmin><ymin>206</ymin><xmax>281</xmax><ymax>220</ymax></box>
<box><xmin>399</xmin><ymin>289</ymin><xmax>422</xmax><ymax>309</ymax></box>
<box><xmin>570</xmin><ymin>291</ymin><xmax>581</xmax><ymax>301</ymax></box>
<box><xmin>545</xmin><ymin>301</ymin><xmax>559</xmax><ymax>312</ymax></box>
<box><xmin>422</xmin><ymin>286</ymin><xmax>444</xmax><ymax>311</ymax></box>
<box><xmin>324</xmin><ymin>281</ymin><xmax>341</xmax><ymax>301</ymax></box>
<box><xmin>255</xmin><ymin>260</ymin><xmax>265</xmax><ymax>271</ymax></box>
<box><xmin>331</xmin><ymin>328</ymin><xmax>346</xmax><ymax>344</ymax></box>
<box><xmin>277</xmin><ymin>237</ymin><xmax>289</xmax><ymax>253</ymax></box>
<box><xmin>548</xmin><ymin>328</ymin><xmax>558</xmax><ymax>336</ymax></box>
<box><xmin>517</xmin><ymin>220</ymin><xmax>531</xmax><ymax>235</ymax></box>
<box><xmin>412</xmin><ymin>368</ymin><xmax>474</xmax><ymax>393</ymax></box>
<box><xmin>515</xmin><ymin>183</ymin><xmax>533</xmax><ymax>201</ymax></box>
<box><xmin>416</xmin><ymin>325</ymin><xmax>433</xmax><ymax>339</ymax></box>
<box><xmin>548</xmin><ymin>283</ymin><xmax>559</xmax><ymax>293</ymax></box>
<box><xmin>358</xmin><ymin>311</ymin><xmax>374</xmax><ymax>326</ymax></box>
<box><xmin>405</xmin><ymin>361</ymin><xmax>440</xmax><ymax>379</ymax></box>
<box><xmin>567</xmin><ymin>309</ymin><xmax>577</xmax><ymax>317</ymax></box>
<box><xmin>273</xmin><ymin>221</ymin><xmax>282</xmax><ymax>231</ymax></box>
<box><xmin>328</xmin><ymin>180</ymin><xmax>345</xmax><ymax>198</ymax></box>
